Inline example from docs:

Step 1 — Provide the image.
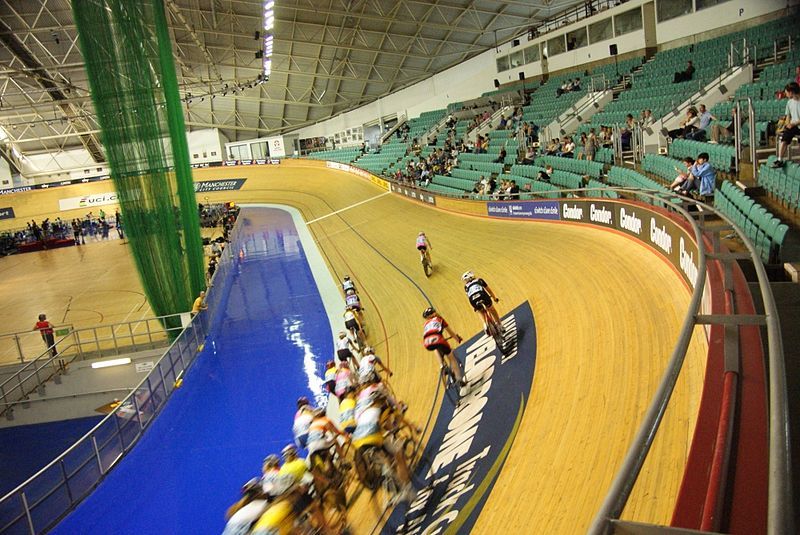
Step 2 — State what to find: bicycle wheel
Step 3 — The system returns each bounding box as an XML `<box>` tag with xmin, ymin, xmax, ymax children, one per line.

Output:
<box><xmin>439</xmin><ymin>364</ymin><xmax>459</xmax><ymax>405</ymax></box>
<box><xmin>320</xmin><ymin>488</ymin><xmax>347</xmax><ymax>532</ymax></box>
<box><xmin>354</xmin><ymin>447</ymin><xmax>382</xmax><ymax>491</ymax></box>
<box><xmin>422</xmin><ymin>257</ymin><xmax>432</xmax><ymax>278</ymax></box>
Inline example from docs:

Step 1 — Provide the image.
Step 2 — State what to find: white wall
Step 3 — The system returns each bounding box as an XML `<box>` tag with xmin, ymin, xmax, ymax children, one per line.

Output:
<box><xmin>187</xmin><ymin>128</ymin><xmax>227</xmax><ymax>164</ymax></box>
<box><xmin>656</xmin><ymin>0</ymin><xmax>789</xmax><ymax>45</ymax></box>
<box><xmin>293</xmin><ymin>50</ymin><xmax>497</xmax><ymax>139</ymax></box>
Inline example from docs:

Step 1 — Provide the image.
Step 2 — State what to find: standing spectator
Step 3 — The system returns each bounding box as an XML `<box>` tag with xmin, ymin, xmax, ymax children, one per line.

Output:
<box><xmin>115</xmin><ymin>210</ymin><xmax>124</xmax><ymax>239</ymax></box>
<box><xmin>621</xmin><ymin>114</ymin><xmax>636</xmax><ymax>149</ymax></box>
<box><xmin>584</xmin><ymin>129</ymin><xmax>598</xmax><ymax>161</ymax></box>
<box><xmin>100</xmin><ymin>218</ymin><xmax>110</xmax><ymax>240</ymax></box>
<box><xmin>33</xmin><ymin>314</ymin><xmax>57</xmax><ymax>358</ymax></box>
<box><xmin>770</xmin><ymin>82</ymin><xmax>800</xmax><ymax>168</ymax></box>
<box><xmin>640</xmin><ymin>109</ymin><xmax>654</xmax><ymax>127</ymax></box>
<box><xmin>191</xmin><ymin>290</ymin><xmax>208</xmax><ymax>316</ymax></box>
<box><xmin>72</xmin><ymin>219</ymin><xmax>84</xmax><ymax>245</ymax></box>
<box><xmin>673</xmin><ymin>60</ymin><xmax>695</xmax><ymax>83</ymax></box>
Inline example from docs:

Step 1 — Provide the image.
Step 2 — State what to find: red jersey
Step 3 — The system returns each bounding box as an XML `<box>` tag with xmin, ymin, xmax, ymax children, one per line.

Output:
<box><xmin>35</xmin><ymin>321</ymin><xmax>53</xmax><ymax>335</ymax></box>
<box><xmin>423</xmin><ymin>316</ymin><xmax>447</xmax><ymax>338</ymax></box>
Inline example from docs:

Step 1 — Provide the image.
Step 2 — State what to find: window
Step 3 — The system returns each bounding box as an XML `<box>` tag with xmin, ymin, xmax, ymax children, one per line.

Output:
<box><xmin>547</xmin><ymin>35</ymin><xmax>566</xmax><ymax>57</ymax></box>
<box><xmin>566</xmin><ymin>27</ymin><xmax>588</xmax><ymax>50</ymax></box>
<box><xmin>657</xmin><ymin>0</ymin><xmax>692</xmax><ymax>22</ymax></box>
<box><xmin>510</xmin><ymin>50</ymin><xmax>524</xmax><ymax>68</ymax></box>
<box><xmin>588</xmin><ymin>19</ymin><xmax>613</xmax><ymax>44</ymax></box>
<box><xmin>229</xmin><ymin>144</ymin><xmax>249</xmax><ymax>160</ymax></box>
<box><xmin>523</xmin><ymin>45</ymin><xmax>539</xmax><ymax>64</ymax></box>
<box><xmin>496</xmin><ymin>55</ymin><xmax>510</xmax><ymax>72</ymax></box>
<box><xmin>614</xmin><ymin>7</ymin><xmax>642</xmax><ymax>36</ymax></box>
<box><xmin>251</xmin><ymin>141</ymin><xmax>267</xmax><ymax>159</ymax></box>
<box><xmin>696</xmin><ymin>0</ymin><xmax>730</xmax><ymax>9</ymax></box>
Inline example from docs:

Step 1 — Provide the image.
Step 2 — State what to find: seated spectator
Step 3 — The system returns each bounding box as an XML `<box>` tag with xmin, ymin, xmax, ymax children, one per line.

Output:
<box><xmin>680</xmin><ymin>152</ymin><xmax>715</xmax><ymax>199</ymax></box>
<box><xmin>521</xmin><ymin>145</ymin><xmax>536</xmax><ymax>165</ymax></box>
<box><xmin>498</xmin><ymin>114</ymin><xmax>508</xmax><ymax>129</ymax></box>
<box><xmin>571</xmin><ymin>78</ymin><xmax>582</xmax><ymax>92</ymax></box>
<box><xmin>686</xmin><ymin>104</ymin><xmax>712</xmax><ymax>140</ymax></box>
<box><xmin>493</xmin><ymin>148</ymin><xmax>507</xmax><ymax>163</ymax></box>
<box><xmin>668</xmin><ymin>157</ymin><xmax>695</xmax><ymax>191</ymax></box>
<box><xmin>621</xmin><ymin>115</ymin><xmax>635</xmax><ymax>149</ymax></box>
<box><xmin>771</xmin><ymin>82</ymin><xmax>800</xmax><ymax>168</ymax></box>
<box><xmin>508</xmin><ymin>180</ymin><xmax>520</xmax><ymax>199</ymax></box>
<box><xmin>709</xmin><ymin>108</ymin><xmax>736</xmax><ymax>144</ymax></box>
<box><xmin>538</xmin><ymin>165</ymin><xmax>553</xmax><ymax>182</ymax></box>
<box><xmin>560</xmin><ymin>137</ymin><xmax>576</xmax><ymax>158</ymax></box>
<box><xmin>668</xmin><ymin>107</ymin><xmax>699</xmax><ymax>140</ymax></box>
<box><xmin>556</xmin><ymin>80</ymin><xmax>570</xmax><ymax>97</ymax></box>
<box><xmin>545</xmin><ymin>138</ymin><xmax>561</xmax><ymax>156</ymax></box>
<box><xmin>673</xmin><ymin>60</ymin><xmax>695</xmax><ymax>83</ymax></box>
<box><xmin>640</xmin><ymin>109</ymin><xmax>654</xmax><ymax>127</ymax></box>
<box><xmin>599</xmin><ymin>126</ymin><xmax>613</xmax><ymax>147</ymax></box>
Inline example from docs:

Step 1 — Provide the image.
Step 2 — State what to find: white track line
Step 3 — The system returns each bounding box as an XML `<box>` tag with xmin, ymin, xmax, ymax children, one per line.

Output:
<box><xmin>305</xmin><ymin>191</ymin><xmax>391</xmax><ymax>224</ymax></box>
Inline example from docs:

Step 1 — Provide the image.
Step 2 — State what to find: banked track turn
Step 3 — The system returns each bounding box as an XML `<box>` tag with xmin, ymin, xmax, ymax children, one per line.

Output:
<box><xmin>194</xmin><ymin>160</ymin><xmax>708</xmax><ymax>534</ymax></box>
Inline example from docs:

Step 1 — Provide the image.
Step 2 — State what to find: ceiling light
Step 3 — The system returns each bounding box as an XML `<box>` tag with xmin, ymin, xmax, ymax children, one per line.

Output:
<box><xmin>91</xmin><ymin>357</ymin><xmax>132</xmax><ymax>369</ymax></box>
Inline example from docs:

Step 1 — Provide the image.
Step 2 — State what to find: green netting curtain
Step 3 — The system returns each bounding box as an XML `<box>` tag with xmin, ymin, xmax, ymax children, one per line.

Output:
<box><xmin>73</xmin><ymin>0</ymin><xmax>205</xmax><ymax>323</ymax></box>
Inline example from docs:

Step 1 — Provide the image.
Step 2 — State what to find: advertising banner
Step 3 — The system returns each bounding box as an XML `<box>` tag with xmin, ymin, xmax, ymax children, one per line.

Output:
<box><xmin>386</xmin><ymin>301</ymin><xmax>536</xmax><ymax>534</ymax></box>
<box><xmin>266</xmin><ymin>136</ymin><xmax>286</xmax><ymax>158</ymax></box>
<box><xmin>58</xmin><ymin>192</ymin><xmax>119</xmax><ymax>211</ymax></box>
<box><xmin>390</xmin><ymin>183</ymin><xmax>436</xmax><ymax>205</ymax></box>
<box><xmin>487</xmin><ymin>200</ymin><xmax>560</xmax><ymax>220</ymax></box>
<box><xmin>193</xmin><ymin>179</ymin><xmax>247</xmax><ymax>193</ymax></box>
<box><xmin>0</xmin><ymin>206</ymin><xmax>15</xmax><ymax>220</ymax></box>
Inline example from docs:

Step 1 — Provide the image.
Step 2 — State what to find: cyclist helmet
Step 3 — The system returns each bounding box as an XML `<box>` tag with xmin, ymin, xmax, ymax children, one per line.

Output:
<box><xmin>263</xmin><ymin>454</ymin><xmax>280</xmax><ymax>468</ymax></box>
<box><xmin>422</xmin><ymin>307</ymin><xmax>436</xmax><ymax>318</ymax></box>
<box><xmin>418</xmin><ymin>231</ymin><xmax>425</xmax><ymax>236</ymax></box>
<box><xmin>296</xmin><ymin>396</ymin><xmax>310</xmax><ymax>408</ymax></box>
<box><xmin>461</xmin><ymin>271</ymin><xmax>475</xmax><ymax>282</ymax></box>
<box><xmin>363</xmin><ymin>346</ymin><xmax>375</xmax><ymax>355</ymax></box>
<box><xmin>281</xmin><ymin>444</ymin><xmax>298</xmax><ymax>459</ymax></box>
<box><xmin>325</xmin><ymin>360</ymin><xmax>336</xmax><ymax>369</ymax></box>
<box><xmin>343</xmin><ymin>275</ymin><xmax>350</xmax><ymax>281</ymax></box>
<box><xmin>346</xmin><ymin>288</ymin><xmax>355</xmax><ymax>296</ymax></box>
<box><xmin>338</xmin><ymin>331</ymin><xmax>346</xmax><ymax>338</ymax></box>
<box><xmin>242</xmin><ymin>478</ymin><xmax>262</xmax><ymax>495</ymax></box>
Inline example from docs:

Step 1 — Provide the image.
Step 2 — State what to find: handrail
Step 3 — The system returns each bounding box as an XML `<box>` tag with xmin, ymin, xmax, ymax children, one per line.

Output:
<box><xmin>0</xmin><ymin>388</ymin><xmax>132</xmax><ymax>407</ymax></box>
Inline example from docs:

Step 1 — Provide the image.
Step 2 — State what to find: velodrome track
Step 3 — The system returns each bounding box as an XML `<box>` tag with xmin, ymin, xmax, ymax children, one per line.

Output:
<box><xmin>1</xmin><ymin>160</ymin><xmax>708</xmax><ymax>533</ymax></box>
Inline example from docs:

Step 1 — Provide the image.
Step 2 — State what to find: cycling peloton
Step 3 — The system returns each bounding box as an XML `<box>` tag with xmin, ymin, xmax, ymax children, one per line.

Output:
<box><xmin>416</xmin><ymin>231</ymin><xmax>432</xmax><ymax>265</ymax></box>
<box><xmin>421</xmin><ymin>307</ymin><xmax>466</xmax><ymax>387</ymax></box>
<box><xmin>462</xmin><ymin>271</ymin><xmax>502</xmax><ymax>334</ymax></box>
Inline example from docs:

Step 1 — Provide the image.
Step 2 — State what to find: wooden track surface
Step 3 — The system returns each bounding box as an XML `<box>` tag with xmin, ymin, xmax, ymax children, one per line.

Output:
<box><xmin>0</xmin><ymin>162</ymin><xmax>707</xmax><ymax>533</ymax></box>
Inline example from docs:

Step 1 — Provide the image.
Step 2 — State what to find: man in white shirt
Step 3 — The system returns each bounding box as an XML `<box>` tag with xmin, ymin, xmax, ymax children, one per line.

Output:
<box><xmin>772</xmin><ymin>82</ymin><xmax>800</xmax><ymax>168</ymax></box>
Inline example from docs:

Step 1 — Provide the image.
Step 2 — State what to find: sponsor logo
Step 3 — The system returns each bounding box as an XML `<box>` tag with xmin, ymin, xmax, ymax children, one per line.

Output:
<box><xmin>680</xmin><ymin>237</ymin><xmax>699</xmax><ymax>288</ymax></box>
<box><xmin>223</xmin><ymin>160</ymin><xmax>238</xmax><ymax>166</ymax></box>
<box><xmin>0</xmin><ymin>206</ymin><xmax>15</xmax><ymax>220</ymax></box>
<box><xmin>650</xmin><ymin>217</ymin><xmax>673</xmax><ymax>254</ymax></box>
<box><xmin>487</xmin><ymin>201</ymin><xmax>560</xmax><ymax>220</ymax></box>
<box><xmin>387</xmin><ymin>302</ymin><xmax>536</xmax><ymax>534</ymax></box>
<box><xmin>241</xmin><ymin>160</ymin><xmax>253</xmax><ymax>165</ymax></box>
<box><xmin>59</xmin><ymin>192</ymin><xmax>119</xmax><ymax>211</ymax></box>
<box><xmin>391</xmin><ymin>183</ymin><xmax>437</xmax><ymax>205</ymax></box>
<box><xmin>590</xmin><ymin>203</ymin><xmax>613</xmax><ymax>225</ymax></box>
<box><xmin>0</xmin><ymin>186</ymin><xmax>33</xmax><ymax>195</ymax></box>
<box><xmin>194</xmin><ymin>179</ymin><xmax>247</xmax><ymax>192</ymax></box>
<box><xmin>562</xmin><ymin>203</ymin><xmax>584</xmax><ymax>221</ymax></box>
<box><xmin>619</xmin><ymin>207</ymin><xmax>642</xmax><ymax>235</ymax></box>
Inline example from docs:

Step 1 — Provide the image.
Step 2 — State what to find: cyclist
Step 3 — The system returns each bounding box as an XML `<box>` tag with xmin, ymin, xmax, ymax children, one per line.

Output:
<box><xmin>222</xmin><ymin>478</ymin><xmax>269</xmax><ymax>535</ymax></box>
<box><xmin>259</xmin><ymin>454</ymin><xmax>283</xmax><ymax>497</ymax></box>
<box><xmin>461</xmin><ymin>271</ymin><xmax>502</xmax><ymax>334</ymax></box>
<box><xmin>293</xmin><ymin>397</ymin><xmax>314</xmax><ymax>449</ymax></box>
<box><xmin>351</xmin><ymin>373</ymin><xmax>415</xmax><ymax>502</ymax></box>
<box><xmin>307</xmin><ymin>407</ymin><xmax>350</xmax><ymax>496</ymax></box>
<box><xmin>422</xmin><ymin>307</ymin><xmax>466</xmax><ymax>387</ymax></box>
<box><xmin>339</xmin><ymin>388</ymin><xmax>357</xmax><ymax>434</ymax></box>
<box><xmin>342</xmin><ymin>275</ymin><xmax>357</xmax><ymax>295</ymax></box>
<box><xmin>358</xmin><ymin>346</ymin><xmax>393</xmax><ymax>383</ymax></box>
<box><xmin>323</xmin><ymin>360</ymin><xmax>337</xmax><ymax>395</ymax></box>
<box><xmin>416</xmin><ymin>231</ymin><xmax>432</xmax><ymax>265</ymax></box>
<box><xmin>335</xmin><ymin>331</ymin><xmax>359</xmax><ymax>370</ymax></box>
<box><xmin>345</xmin><ymin>289</ymin><xmax>364</xmax><ymax>323</ymax></box>
<box><xmin>334</xmin><ymin>361</ymin><xmax>356</xmax><ymax>401</ymax></box>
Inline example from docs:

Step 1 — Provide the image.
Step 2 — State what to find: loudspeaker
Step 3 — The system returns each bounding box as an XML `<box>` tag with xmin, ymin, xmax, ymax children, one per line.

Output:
<box><xmin>513</xmin><ymin>39</ymin><xmax>520</xmax><ymax>47</ymax></box>
<box><xmin>609</xmin><ymin>44</ymin><xmax>618</xmax><ymax>56</ymax></box>
<box><xmin>494</xmin><ymin>79</ymin><xmax>500</xmax><ymax>88</ymax></box>
<box><xmin>255</xmin><ymin>50</ymin><xmax>263</xmax><ymax>59</ymax></box>
<box><xmin>518</xmin><ymin>72</ymin><xmax>525</xmax><ymax>81</ymax></box>
<box><xmin>254</xmin><ymin>31</ymin><xmax>260</xmax><ymax>40</ymax></box>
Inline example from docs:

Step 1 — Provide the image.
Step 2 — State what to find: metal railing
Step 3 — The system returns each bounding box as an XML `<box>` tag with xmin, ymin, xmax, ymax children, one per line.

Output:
<box><xmin>0</xmin><ymin>314</ymin><xmax>188</xmax><ymax>419</ymax></box>
<box><xmin>0</xmin><ymin>325</ymin><xmax>73</xmax><ymax>365</ymax></box>
<box><xmin>0</xmin><ymin>222</ymin><xmax>238</xmax><ymax>534</ymax></box>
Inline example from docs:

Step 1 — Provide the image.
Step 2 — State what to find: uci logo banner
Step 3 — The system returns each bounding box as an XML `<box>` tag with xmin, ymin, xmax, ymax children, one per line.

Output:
<box><xmin>387</xmin><ymin>301</ymin><xmax>537</xmax><ymax>534</ymax></box>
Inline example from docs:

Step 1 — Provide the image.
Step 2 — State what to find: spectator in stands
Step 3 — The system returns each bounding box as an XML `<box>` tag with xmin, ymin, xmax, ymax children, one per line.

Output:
<box><xmin>795</xmin><ymin>65</ymin><xmax>800</xmax><ymax>86</ymax></box>
<box><xmin>560</xmin><ymin>137</ymin><xmax>576</xmax><ymax>158</ymax></box>
<box><xmin>556</xmin><ymin>80</ymin><xmax>570</xmax><ymax>97</ymax></box>
<box><xmin>571</xmin><ymin>78</ymin><xmax>582</xmax><ymax>91</ymax></box>
<box><xmin>668</xmin><ymin>107</ymin><xmax>699</xmax><ymax>140</ymax></box>
<box><xmin>192</xmin><ymin>291</ymin><xmax>208</xmax><ymax>316</ymax></box>
<box><xmin>686</xmin><ymin>104</ymin><xmax>713</xmax><ymax>140</ymax></box>
<box><xmin>498</xmin><ymin>115</ymin><xmax>508</xmax><ymax>130</ymax></box>
<box><xmin>508</xmin><ymin>180</ymin><xmax>520</xmax><ymax>198</ymax></box>
<box><xmin>538</xmin><ymin>165</ymin><xmax>552</xmax><ymax>182</ymax></box>
<box><xmin>545</xmin><ymin>138</ymin><xmax>561</xmax><ymax>156</ymax></box>
<box><xmin>72</xmin><ymin>219</ymin><xmax>84</xmax><ymax>245</ymax></box>
<box><xmin>771</xmin><ymin>82</ymin><xmax>800</xmax><ymax>169</ymax></box>
<box><xmin>680</xmin><ymin>152</ymin><xmax>716</xmax><ymax>198</ymax></box>
<box><xmin>640</xmin><ymin>109</ymin><xmax>654</xmax><ymax>128</ymax></box>
<box><xmin>584</xmin><ymin>129</ymin><xmax>598</xmax><ymax>161</ymax></box>
<box><xmin>667</xmin><ymin>157</ymin><xmax>695</xmax><ymax>191</ymax></box>
<box><xmin>621</xmin><ymin>114</ymin><xmax>635</xmax><ymax>149</ymax></box>
<box><xmin>494</xmin><ymin>148</ymin><xmax>507</xmax><ymax>163</ymax></box>
<box><xmin>709</xmin><ymin>108</ymin><xmax>736</xmax><ymax>144</ymax></box>
<box><xmin>599</xmin><ymin>126</ymin><xmax>613</xmax><ymax>147</ymax></box>
<box><xmin>521</xmin><ymin>145</ymin><xmax>536</xmax><ymax>164</ymax></box>
<box><xmin>673</xmin><ymin>60</ymin><xmax>695</xmax><ymax>83</ymax></box>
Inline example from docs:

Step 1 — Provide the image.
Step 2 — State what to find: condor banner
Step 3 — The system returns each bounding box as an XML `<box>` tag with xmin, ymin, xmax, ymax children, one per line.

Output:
<box><xmin>386</xmin><ymin>301</ymin><xmax>537</xmax><ymax>534</ymax></box>
<box><xmin>486</xmin><ymin>199</ymin><xmax>700</xmax><ymax>288</ymax></box>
